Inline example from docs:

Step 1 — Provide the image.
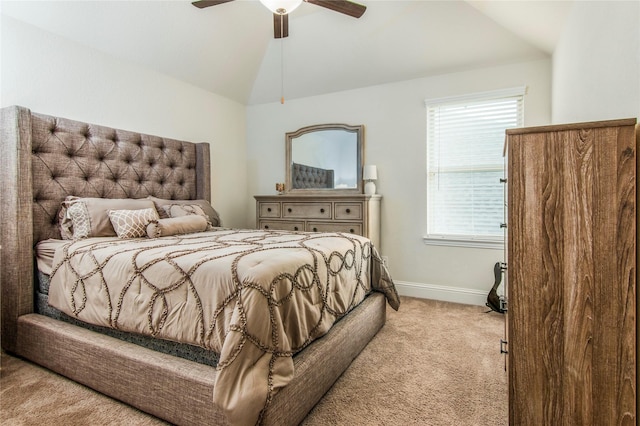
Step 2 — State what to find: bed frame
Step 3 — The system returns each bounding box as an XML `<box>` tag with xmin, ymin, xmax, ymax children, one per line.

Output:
<box><xmin>0</xmin><ymin>105</ymin><xmax>386</xmax><ymax>425</ymax></box>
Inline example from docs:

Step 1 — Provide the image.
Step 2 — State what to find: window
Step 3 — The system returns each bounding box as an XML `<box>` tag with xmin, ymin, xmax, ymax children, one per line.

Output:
<box><xmin>424</xmin><ymin>87</ymin><xmax>525</xmax><ymax>249</ymax></box>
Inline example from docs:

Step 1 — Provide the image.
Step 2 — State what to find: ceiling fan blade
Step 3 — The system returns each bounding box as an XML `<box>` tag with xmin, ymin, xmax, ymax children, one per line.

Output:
<box><xmin>305</xmin><ymin>0</ymin><xmax>366</xmax><ymax>18</ymax></box>
<box><xmin>274</xmin><ymin>13</ymin><xmax>289</xmax><ymax>39</ymax></box>
<box><xmin>192</xmin><ymin>0</ymin><xmax>235</xmax><ymax>9</ymax></box>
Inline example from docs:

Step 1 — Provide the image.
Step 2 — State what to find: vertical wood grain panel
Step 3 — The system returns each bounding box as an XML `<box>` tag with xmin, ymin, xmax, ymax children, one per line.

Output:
<box><xmin>508</xmin><ymin>131</ymin><xmax>546</xmax><ymax>423</ymax></box>
<box><xmin>560</xmin><ymin>127</ymin><xmax>594</xmax><ymax>425</ymax></box>
<box><xmin>613</xmin><ymin>125</ymin><xmax>636</xmax><ymax>425</ymax></box>
<box><xmin>507</xmin><ymin>120</ymin><xmax>636</xmax><ymax>425</ymax></box>
<box><xmin>539</xmin><ymin>129</ymin><xmax>565</xmax><ymax>424</ymax></box>
<box><xmin>507</xmin><ymin>133</ymin><xmax>524</xmax><ymax>423</ymax></box>
<box><xmin>592</xmin><ymin>126</ymin><xmax>619</xmax><ymax>423</ymax></box>
<box><xmin>636</xmin><ymin>124</ymin><xmax>640</xmax><ymax>426</ymax></box>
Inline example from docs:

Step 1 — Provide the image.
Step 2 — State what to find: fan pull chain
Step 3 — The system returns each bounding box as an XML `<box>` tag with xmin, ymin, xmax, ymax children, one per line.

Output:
<box><xmin>280</xmin><ymin>14</ymin><xmax>285</xmax><ymax>104</ymax></box>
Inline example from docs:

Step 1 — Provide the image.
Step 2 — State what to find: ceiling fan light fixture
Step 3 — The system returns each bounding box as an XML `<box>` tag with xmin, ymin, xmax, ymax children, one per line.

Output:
<box><xmin>259</xmin><ymin>0</ymin><xmax>302</xmax><ymax>15</ymax></box>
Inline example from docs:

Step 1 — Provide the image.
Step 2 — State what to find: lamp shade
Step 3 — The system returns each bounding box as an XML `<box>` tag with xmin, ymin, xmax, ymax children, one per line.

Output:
<box><xmin>363</xmin><ymin>165</ymin><xmax>378</xmax><ymax>181</ymax></box>
<box><xmin>259</xmin><ymin>0</ymin><xmax>302</xmax><ymax>14</ymax></box>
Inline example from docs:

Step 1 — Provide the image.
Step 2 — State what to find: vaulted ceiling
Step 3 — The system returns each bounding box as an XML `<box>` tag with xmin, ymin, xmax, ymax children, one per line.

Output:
<box><xmin>1</xmin><ymin>0</ymin><xmax>573</xmax><ymax>105</ymax></box>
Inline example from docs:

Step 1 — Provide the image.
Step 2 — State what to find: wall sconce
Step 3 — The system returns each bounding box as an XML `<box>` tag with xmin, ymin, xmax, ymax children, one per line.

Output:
<box><xmin>363</xmin><ymin>165</ymin><xmax>378</xmax><ymax>195</ymax></box>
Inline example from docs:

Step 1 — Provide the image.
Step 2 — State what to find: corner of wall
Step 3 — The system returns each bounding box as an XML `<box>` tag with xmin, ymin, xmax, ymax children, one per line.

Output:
<box><xmin>551</xmin><ymin>1</ymin><xmax>640</xmax><ymax>123</ymax></box>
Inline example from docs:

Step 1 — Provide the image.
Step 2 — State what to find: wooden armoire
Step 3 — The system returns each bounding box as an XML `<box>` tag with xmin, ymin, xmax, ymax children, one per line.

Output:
<box><xmin>505</xmin><ymin>118</ymin><xmax>637</xmax><ymax>424</ymax></box>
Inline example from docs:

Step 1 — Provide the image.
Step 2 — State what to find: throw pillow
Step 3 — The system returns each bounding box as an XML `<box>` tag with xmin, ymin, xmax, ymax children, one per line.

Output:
<box><xmin>108</xmin><ymin>208</ymin><xmax>159</xmax><ymax>239</ymax></box>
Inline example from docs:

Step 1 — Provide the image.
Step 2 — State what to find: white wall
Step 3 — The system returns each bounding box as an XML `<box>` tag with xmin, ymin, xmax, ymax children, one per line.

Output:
<box><xmin>1</xmin><ymin>13</ymin><xmax>555</xmax><ymax>305</ymax></box>
<box><xmin>1</xmin><ymin>16</ymin><xmax>249</xmax><ymax>228</ymax></box>
<box><xmin>247</xmin><ymin>58</ymin><xmax>552</xmax><ymax>304</ymax></box>
<box><xmin>552</xmin><ymin>1</ymin><xmax>640</xmax><ymax>123</ymax></box>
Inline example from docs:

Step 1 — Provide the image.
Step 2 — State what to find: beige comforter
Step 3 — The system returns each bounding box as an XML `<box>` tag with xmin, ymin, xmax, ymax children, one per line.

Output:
<box><xmin>48</xmin><ymin>229</ymin><xmax>399</xmax><ymax>425</ymax></box>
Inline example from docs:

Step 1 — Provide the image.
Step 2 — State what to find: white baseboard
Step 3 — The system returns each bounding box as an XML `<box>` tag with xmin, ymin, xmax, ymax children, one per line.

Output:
<box><xmin>394</xmin><ymin>280</ymin><xmax>487</xmax><ymax>307</ymax></box>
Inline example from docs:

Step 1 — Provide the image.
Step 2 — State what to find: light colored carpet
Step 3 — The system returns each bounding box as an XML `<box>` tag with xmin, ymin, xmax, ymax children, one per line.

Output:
<box><xmin>1</xmin><ymin>297</ymin><xmax>507</xmax><ymax>425</ymax></box>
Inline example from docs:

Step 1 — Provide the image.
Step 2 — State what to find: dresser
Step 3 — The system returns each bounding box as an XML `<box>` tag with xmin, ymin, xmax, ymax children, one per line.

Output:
<box><xmin>505</xmin><ymin>118</ymin><xmax>637</xmax><ymax>424</ymax></box>
<box><xmin>254</xmin><ymin>194</ymin><xmax>381</xmax><ymax>248</ymax></box>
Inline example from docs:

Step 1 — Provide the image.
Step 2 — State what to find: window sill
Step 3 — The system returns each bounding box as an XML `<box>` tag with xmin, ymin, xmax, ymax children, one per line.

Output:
<box><xmin>423</xmin><ymin>235</ymin><xmax>504</xmax><ymax>250</ymax></box>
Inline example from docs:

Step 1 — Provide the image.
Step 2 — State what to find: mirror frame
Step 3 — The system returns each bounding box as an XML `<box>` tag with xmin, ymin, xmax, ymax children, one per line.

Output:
<box><xmin>285</xmin><ymin>123</ymin><xmax>365</xmax><ymax>194</ymax></box>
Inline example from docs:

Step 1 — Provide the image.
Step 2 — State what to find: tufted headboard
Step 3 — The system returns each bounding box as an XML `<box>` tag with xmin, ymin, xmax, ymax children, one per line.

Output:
<box><xmin>0</xmin><ymin>105</ymin><xmax>211</xmax><ymax>351</ymax></box>
<box><xmin>292</xmin><ymin>162</ymin><xmax>334</xmax><ymax>189</ymax></box>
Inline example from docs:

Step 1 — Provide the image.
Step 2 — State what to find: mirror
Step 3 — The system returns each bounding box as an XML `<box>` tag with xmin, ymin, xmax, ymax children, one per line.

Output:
<box><xmin>285</xmin><ymin>123</ymin><xmax>364</xmax><ymax>194</ymax></box>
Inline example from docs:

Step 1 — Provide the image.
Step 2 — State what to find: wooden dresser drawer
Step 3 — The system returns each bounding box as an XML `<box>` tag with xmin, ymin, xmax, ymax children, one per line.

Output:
<box><xmin>335</xmin><ymin>203</ymin><xmax>362</xmax><ymax>220</ymax></box>
<box><xmin>259</xmin><ymin>220</ymin><xmax>304</xmax><ymax>232</ymax></box>
<box><xmin>255</xmin><ymin>194</ymin><xmax>381</xmax><ymax>248</ymax></box>
<box><xmin>307</xmin><ymin>222</ymin><xmax>362</xmax><ymax>235</ymax></box>
<box><xmin>282</xmin><ymin>202</ymin><xmax>332</xmax><ymax>219</ymax></box>
<box><xmin>258</xmin><ymin>202</ymin><xmax>281</xmax><ymax>218</ymax></box>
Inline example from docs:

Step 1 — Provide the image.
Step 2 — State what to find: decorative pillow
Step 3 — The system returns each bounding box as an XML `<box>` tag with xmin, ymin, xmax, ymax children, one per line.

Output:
<box><xmin>108</xmin><ymin>208</ymin><xmax>159</xmax><ymax>239</ymax></box>
<box><xmin>147</xmin><ymin>196</ymin><xmax>221</xmax><ymax>227</ymax></box>
<box><xmin>146</xmin><ymin>215</ymin><xmax>209</xmax><ymax>238</ymax></box>
<box><xmin>64</xmin><ymin>201</ymin><xmax>92</xmax><ymax>239</ymax></box>
<box><xmin>162</xmin><ymin>204</ymin><xmax>214</xmax><ymax>230</ymax></box>
<box><xmin>60</xmin><ymin>196</ymin><xmax>157</xmax><ymax>239</ymax></box>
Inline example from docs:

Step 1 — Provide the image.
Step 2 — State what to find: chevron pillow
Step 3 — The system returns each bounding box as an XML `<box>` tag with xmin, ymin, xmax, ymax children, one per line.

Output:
<box><xmin>108</xmin><ymin>208</ymin><xmax>159</xmax><ymax>239</ymax></box>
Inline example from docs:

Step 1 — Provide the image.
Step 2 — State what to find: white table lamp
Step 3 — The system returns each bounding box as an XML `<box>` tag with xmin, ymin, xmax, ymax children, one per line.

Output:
<box><xmin>363</xmin><ymin>165</ymin><xmax>378</xmax><ymax>195</ymax></box>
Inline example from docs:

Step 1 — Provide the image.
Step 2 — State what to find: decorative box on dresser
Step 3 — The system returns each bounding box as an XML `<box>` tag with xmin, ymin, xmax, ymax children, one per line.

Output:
<box><xmin>254</xmin><ymin>194</ymin><xmax>381</xmax><ymax>248</ymax></box>
<box><xmin>505</xmin><ymin>118</ymin><xmax>637</xmax><ymax>424</ymax></box>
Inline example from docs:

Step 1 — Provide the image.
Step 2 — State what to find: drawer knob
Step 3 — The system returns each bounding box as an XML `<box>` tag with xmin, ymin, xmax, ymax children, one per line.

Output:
<box><xmin>320</xmin><ymin>208</ymin><xmax>325</xmax><ymax>213</ymax></box>
<box><xmin>294</xmin><ymin>226</ymin><xmax>298</xmax><ymax>231</ymax></box>
<box><xmin>264</xmin><ymin>225</ymin><xmax>269</xmax><ymax>229</ymax></box>
<box><xmin>267</xmin><ymin>207</ymin><xmax>272</xmax><ymax>212</ymax></box>
<box><xmin>288</xmin><ymin>208</ymin><xmax>292</xmax><ymax>213</ymax></box>
<box><xmin>350</xmin><ymin>229</ymin><xmax>354</xmax><ymax>233</ymax></box>
<box><xmin>313</xmin><ymin>227</ymin><xmax>318</xmax><ymax>232</ymax></box>
<box><xmin>346</xmin><ymin>208</ymin><xmax>351</xmax><ymax>213</ymax></box>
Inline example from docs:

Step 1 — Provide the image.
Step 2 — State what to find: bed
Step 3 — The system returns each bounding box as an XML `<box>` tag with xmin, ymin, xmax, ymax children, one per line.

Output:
<box><xmin>0</xmin><ymin>105</ymin><xmax>399</xmax><ymax>425</ymax></box>
<box><xmin>291</xmin><ymin>162</ymin><xmax>334</xmax><ymax>189</ymax></box>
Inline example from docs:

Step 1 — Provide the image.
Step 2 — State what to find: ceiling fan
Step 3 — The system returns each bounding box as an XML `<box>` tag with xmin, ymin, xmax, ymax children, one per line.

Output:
<box><xmin>192</xmin><ymin>0</ymin><xmax>367</xmax><ymax>38</ymax></box>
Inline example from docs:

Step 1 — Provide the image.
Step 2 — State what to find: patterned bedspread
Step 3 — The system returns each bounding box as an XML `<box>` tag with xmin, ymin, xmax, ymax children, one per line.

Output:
<box><xmin>47</xmin><ymin>228</ymin><xmax>399</xmax><ymax>425</ymax></box>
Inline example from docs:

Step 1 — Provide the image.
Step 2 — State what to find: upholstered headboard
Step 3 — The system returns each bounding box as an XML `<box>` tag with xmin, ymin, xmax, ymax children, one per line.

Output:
<box><xmin>292</xmin><ymin>162</ymin><xmax>334</xmax><ymax>189</ymax></box>
<box><xmin>0</xmin><ymin>105</ymin><xmax>211</xmax><ymax>351</ymax></box>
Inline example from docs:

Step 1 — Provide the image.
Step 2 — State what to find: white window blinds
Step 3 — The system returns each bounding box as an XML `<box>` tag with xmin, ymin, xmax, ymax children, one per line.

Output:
<box><xmin>425</xmin><ymin>87</ymin><xmax>524</xmax><ymax>247</ymax></box>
